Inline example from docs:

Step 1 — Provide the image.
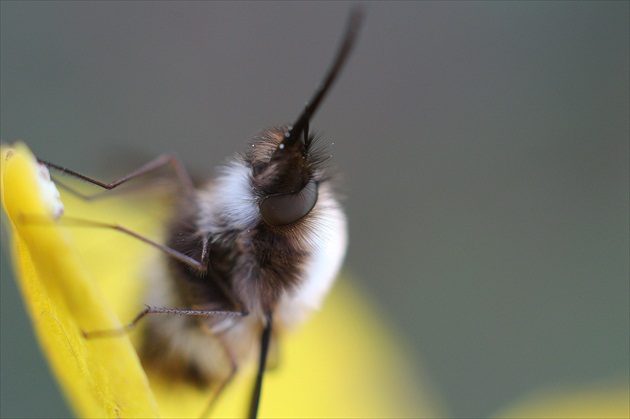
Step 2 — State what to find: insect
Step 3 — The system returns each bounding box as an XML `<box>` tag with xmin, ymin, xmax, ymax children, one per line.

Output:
<box><xmin>40</xmin><ymin>7</ymin><xmax>362</xmax><ymax>418</ymax></box>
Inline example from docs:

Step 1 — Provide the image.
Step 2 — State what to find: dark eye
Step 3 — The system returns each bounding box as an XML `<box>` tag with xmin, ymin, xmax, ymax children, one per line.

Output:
<box><xmin>260</xmin><ymin>179</ymin><xmax>318</xmax><ymax>226</ymax></box>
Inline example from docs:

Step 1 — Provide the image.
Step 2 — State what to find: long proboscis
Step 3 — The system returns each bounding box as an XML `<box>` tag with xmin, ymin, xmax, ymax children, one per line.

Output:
<box><xmin>286</xmin><ymin>6</ymin><xmax>364</xmax><ymax>148</ymax></box>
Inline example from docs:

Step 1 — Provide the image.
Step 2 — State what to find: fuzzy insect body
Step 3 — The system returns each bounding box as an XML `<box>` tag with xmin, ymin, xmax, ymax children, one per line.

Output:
<box><xmin>39</xmin><ymin>8</ymin><xmax>362</xmax><ymax>417</ymax></box>
<box><xmin>141</xmin><ymin>127</ymin><xmax>348</xmax><ymax>388</ymax></box>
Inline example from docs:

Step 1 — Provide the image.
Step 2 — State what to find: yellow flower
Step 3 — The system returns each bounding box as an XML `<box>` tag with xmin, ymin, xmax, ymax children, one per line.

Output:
<box><xmin>1</xmin><ymin>143</ymin><xmax>440</xmax><ymax>418</ymax></box>
<box><xmin>493</xmin><ymin>381</ymin><xmax>630</xmax><ymax>419</ymax></box>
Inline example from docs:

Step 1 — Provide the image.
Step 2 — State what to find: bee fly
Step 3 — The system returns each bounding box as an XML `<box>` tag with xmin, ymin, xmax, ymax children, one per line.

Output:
<box><xmin>40</xmin><ymin>7</ymin><xmax>362</xmax><ymax>418</ymax></box>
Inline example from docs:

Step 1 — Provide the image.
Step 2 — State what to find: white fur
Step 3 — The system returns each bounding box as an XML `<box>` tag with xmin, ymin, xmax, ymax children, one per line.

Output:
<box><xmin>276</xmin><ymin>183</ymin><xmax>348</xmax><ymax>328</ymax></box>
<box><xmin>196</xmin><ymin>163</ymin><xmax>347</xmax><ymax>329</ymax></box>
<box><xmin>197</xmin><ymin>160</ymin><xmax>259</xmax><ymax>232</ymax></box>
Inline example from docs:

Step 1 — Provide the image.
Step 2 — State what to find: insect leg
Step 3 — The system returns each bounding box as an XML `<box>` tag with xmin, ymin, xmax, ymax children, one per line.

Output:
<box><xmin>198</xmin><ymin>335</ymin><xmax>239</xmax><ymax>418</ymax></box>
<box><xmin>43</xmin><ymin>215</ymin><xmax>252</xmax><ymax>316</ymax></box>
<box><xmin>247</xmin><ymin>312</ymin><xmax>273</xmax><ymax>419</ymax></box>
<box><xmin>20</xmin><ymin>213</ymin><xmax>207</xmax><ymax>273</ymax></box>
<box><xmin>39</xmin><ymin>153</ymin><xmax>196</xmax><ymax>201</ymax></box>
<box><xmin>82</xmin><ymin>305</ymin><xmax>247</xmax><ymax>339</ymax></box>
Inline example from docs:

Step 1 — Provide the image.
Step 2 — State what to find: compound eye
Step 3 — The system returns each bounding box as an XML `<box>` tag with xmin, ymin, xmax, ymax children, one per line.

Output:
<box><xmin>260</xmin><ymin>179</ymin><xmax>318</xmax><ymax>226</ymax></box>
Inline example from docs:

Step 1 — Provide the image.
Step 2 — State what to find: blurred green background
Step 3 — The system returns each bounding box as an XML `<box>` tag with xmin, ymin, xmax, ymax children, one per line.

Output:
<box><xmin>1</xmin><ymin>2</ymin><xmax>628</xmax><ymax>417</ymax></box>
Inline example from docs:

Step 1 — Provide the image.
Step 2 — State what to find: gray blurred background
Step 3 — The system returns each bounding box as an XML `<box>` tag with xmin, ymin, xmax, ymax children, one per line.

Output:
<box><xmin>1</xmin><ymin>2</ymin><xmax>628</xmax><ymax>418</ymax></box>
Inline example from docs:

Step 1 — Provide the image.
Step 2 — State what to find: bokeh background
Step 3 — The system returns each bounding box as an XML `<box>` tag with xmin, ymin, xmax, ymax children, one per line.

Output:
<box><xmin>1</xmin><ymin>2</ymin><xmax>628</xmax><ymax>417</ymax></box>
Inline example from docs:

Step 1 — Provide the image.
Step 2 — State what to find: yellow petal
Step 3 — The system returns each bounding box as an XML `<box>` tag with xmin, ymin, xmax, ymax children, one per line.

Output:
<box><xmin>1</xmin><ymin>143</ymin><xmax>158</xmax><ymax>418</ymax></box>
<box><xmin>493</xmin><ymin>381</ymin><xmax>630</xmax><ymax>419</ymax></box>
<box><xmin>138</xmin><ymin>276</ymin><xmax>441</xmax><ymax>419</ymax></box>
<box><xmin>2</xmin><ymin>142</ymin><xmax>442</xmax><ymax>418</ymax></box>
